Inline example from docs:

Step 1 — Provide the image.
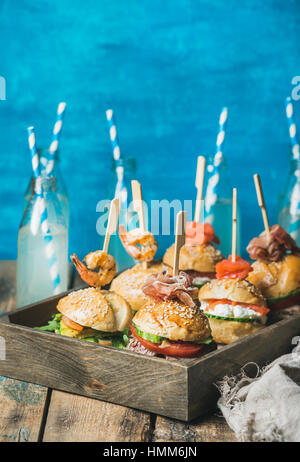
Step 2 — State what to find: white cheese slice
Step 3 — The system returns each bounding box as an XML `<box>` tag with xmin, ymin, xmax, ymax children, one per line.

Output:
<box><xmin>201</xmin><ymin>301</ymin><xmax>266</xmax><ymax>323</ymax></box>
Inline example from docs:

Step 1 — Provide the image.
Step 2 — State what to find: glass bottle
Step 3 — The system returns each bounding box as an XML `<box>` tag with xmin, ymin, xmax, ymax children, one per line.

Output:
<box><xmin>277</xmin><ymin>157</ymin><xmax>300</xmax><ymax>246</ymax></box>
<box><xmin>16</xmin><ymin>176</ymin><xmax>69</xmax><ymax>308</ymax></box>
<box><xmin>23</xmin><ymin>149</ymin><xmax>69</xmax><ymax>226</ymax></box>
<box><xmin>100</xmin><ymin>157</ymin><xmax>137</xmax><ymax>272</ymax></box>
<box><xmin>204</xmin><ymin>154</ymin><xmax>241</xmax><ymax>257</ymax></box>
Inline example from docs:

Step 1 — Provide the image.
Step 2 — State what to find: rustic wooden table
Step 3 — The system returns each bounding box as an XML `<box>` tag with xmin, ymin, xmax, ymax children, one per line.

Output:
<box><xmin>0</xmin><ymin>261</ymin><xmax>236</xmax><ymax>442</ymax></box>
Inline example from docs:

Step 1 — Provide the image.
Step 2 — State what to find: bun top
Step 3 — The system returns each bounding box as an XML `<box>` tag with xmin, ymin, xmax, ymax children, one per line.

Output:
<box><xmin>110</xmin><ymin>261</ymin><xmax>167</xmax><ymax>311</ymax></box>
<box><xmin>163</xmin><ymin>243</ymin><xmax>223</xmax><ymax>273</ymax></box>
<box><xmin>57</xmin><ymin>287</ymin><xmax>131</xmax><ymax>332</ymax></box>
<box><xmin>247</xmin><ymin>254</ymin><xmax>300</xmax><ymax>299</ymax></box>
<box><xmin>198</xmin><ymin>278</ymin><xmax>266</xmax><ymax>306</ymax></box>
<box><xmin>133</xmin><ymin>299</ymin><xmax>211</xmax><ymax>342</ymax></box>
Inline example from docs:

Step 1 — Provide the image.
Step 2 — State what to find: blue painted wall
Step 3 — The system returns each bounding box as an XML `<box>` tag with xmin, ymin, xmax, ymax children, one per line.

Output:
<box><xmin>0</xmin><ymin>0</ymin><xmax>299</xmax><ymax>259</ymax></box>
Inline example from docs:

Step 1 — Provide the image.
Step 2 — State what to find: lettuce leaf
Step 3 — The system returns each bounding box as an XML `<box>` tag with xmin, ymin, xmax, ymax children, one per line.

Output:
<box><xmin>35</xmin><ymin>313</ymin><xmax>62</xmax><ymax>333</ymax></box>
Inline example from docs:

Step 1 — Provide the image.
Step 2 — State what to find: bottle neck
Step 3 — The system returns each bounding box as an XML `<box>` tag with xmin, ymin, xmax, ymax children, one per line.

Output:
<box><xmin>33</xmin><ymin>176</ymin><xmax>57</xmax><ymax>194</ymax></box>
<box><xmin>38</xmin><ymin>148</ymin><xmax>61</xmax><ymax>178</ymax></box>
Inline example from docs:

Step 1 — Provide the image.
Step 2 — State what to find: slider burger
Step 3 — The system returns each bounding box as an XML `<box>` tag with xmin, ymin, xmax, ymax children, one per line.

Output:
<box><xmin>129</xmin><ymin>270</ymin><xmax>213</xmax><ymax>358</ymax></box>
<box><xmin>247</xmin><ymin>225</ymin><xmax>300</xmax><ymax>310</ymax></box>
<box><xmin>36</xmin><ymin>287</ymin><xmax>132</xmax><ymax>349</ymax></box>
<box><xmin>199</xmin><ymin>256</ymin><xmax>269</xmax><ymax>344</ymax></box>
<box><xmin>163</xmin><ymin>222</ymin><xmax>224</xmax><ymax>288</ymax></box>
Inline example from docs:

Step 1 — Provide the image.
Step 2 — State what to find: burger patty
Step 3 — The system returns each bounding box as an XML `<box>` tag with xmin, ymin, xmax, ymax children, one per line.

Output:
<box><xmin>186</xmin><ymin>270</ymin><xmax>216</xmax><ymax>280</ymax></box>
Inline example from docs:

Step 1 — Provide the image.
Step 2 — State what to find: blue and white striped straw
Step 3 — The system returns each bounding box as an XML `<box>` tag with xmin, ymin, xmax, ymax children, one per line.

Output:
<box><xmin>106</xmin><ymin>109</ymin><xmax>121</xmax><ymax>162</ymax></box>
<box><xmin>44</xmin><ymin>102</ymin><xmax>67</xmax><ymax>174</ymax></box>
<box><xmin>285</xmin><ymin>97</ymin><xmax>300</xmax><ymax>160</ymax></box>
<box><xmin>28</xmin><ymin>126</ymin><xmax>62</xmax><ymax>294</ymax></box>
<box><xmin>205</xmin><ymin>107</ymin><xmax>228</xmax><ymax>218</ymax></box>
<box><xmin>287</xmin><ymin>176</ymin><xmax>300</xmax><ymax>242</ymax></box>
<box><xmin>214</xmin><ymin>107</ymin><xmax>228</xmax><ymax>167</ymax></box>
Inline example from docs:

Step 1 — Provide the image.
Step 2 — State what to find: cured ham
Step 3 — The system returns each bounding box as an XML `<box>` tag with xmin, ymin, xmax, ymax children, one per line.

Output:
<box><xmin>247</xmin><ymin>224</ymin><xmax>300</xmax><ymax>262</ymax></box>
<box><xmin>142</xmin><ymin>270</ymin><xmax>198</xmax><ymax>307</ymax></box>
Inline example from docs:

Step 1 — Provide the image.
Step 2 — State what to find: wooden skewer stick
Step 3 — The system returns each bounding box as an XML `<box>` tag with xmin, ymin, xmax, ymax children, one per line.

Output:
<box><xmin>194</xmin><ymin>156</ymin><xmax>206</xmax><ymax>223</ymax></box>
<box><xmin>253</xmin><ymin>173</ymin><xmax>270</xmax><ymax>239</ymax></box>
<box><xmin>231</xmin><ymin>188</ymin><xmax>237</xmax><ymax>263</ymax></box>
<box><xmin>103</xmin><ymin>198</ymin><xmax>121</xmax><ymax>253</ymax></box>
<box><xmin>131</xmin><ymin>180</ymin><xmax>148</xmax><ymax>269</ymax></box>
<box><xmin>173</xmin><ymin>211</ymin><xmax>186</xmax><ymax>276</ymax></box>
<box><xmin>131</xmin><ymin>180</ymin><xmax>146</xmax><ymax>232</ymax></box>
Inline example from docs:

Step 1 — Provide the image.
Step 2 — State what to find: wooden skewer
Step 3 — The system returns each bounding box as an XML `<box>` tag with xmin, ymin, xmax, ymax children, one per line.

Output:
<box><xmin>131</xmin><ymin>180</ymin><xmax>146</xmax><ymax>232</ymax></box>
<box><xmin>173</xmin><ymin>211</ymin><xmax>186</xmax><ymax>276</ymax></box>
<box><xmin>194</xmin><ymin>156</ymin><xmax>206</xmax><ymax>223</ymax></box>
<box><xmin>131</xmin><ymin>180</ymin><xmax>148</xmax><ymax>268</ymax></box>
<box><xmin>231</xmin><ymin>188</ymin><xmax>237</xmax><ymax>263</ymax></box>
<box><xmin>253</xmin><ymin>173</ymin><xmax>270</xmax><ymax>239</ymax></box>
<box><xmin>103</xmin><ymin>198</ymin><xmax>121</xmax><ymax>253</ymax></box>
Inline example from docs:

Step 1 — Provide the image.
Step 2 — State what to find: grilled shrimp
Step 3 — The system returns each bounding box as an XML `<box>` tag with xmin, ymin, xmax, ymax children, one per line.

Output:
<box><xmin>118</xmin><ymin>225</ymin><xmax>158</xmax><ymax>262</ymax></box>
<box><xmin>71</xmin><ymin>251</ymin><xmax>117</xmax><ymax>287</ymax></box>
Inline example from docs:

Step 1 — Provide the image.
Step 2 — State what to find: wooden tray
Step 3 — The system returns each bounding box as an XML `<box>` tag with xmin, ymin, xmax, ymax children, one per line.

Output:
<box><xmin>0</xmin><ymin>291</ymin><xmax>300</xmax><ymax>422</ymax></box>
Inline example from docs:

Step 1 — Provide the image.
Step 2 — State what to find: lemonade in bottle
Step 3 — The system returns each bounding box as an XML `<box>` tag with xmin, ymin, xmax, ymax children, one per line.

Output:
<box><xmin>16</xmin><ymin>175</ymin><xmax>68</xmax><ymax>307</ymax></box>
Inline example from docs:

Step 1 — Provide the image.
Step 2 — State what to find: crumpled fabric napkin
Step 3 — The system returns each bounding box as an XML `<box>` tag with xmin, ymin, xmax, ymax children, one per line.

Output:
<box><xmin>217</xmin><ymin>341</ymin><xmax>300</xmax><ymax>442</ymax></box>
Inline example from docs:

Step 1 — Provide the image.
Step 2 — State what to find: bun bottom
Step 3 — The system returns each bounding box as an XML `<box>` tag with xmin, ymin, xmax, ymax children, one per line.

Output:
<box><xmin>207</xmin><ymin>318</ymin><xmax>265</xmax><ymax>344</ymax></box>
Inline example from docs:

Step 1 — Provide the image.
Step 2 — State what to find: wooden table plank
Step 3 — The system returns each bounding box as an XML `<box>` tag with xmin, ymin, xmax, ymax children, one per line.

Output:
<box><xmin>43</xmin><ymin>390</ymin><xmax>153</xmax><ymax>442</ymax></box>
<box><xmin>0</xmin><ymin>377</ymin><xmax>48</xmax><ymax>442</ymax></box>
<box><xmin>0</xmin><ymin>261</ymin><xmax>16</xmax><ymax>314</ymax></box>
<box><xmin>0</xmin><ymin>261</ymin><xmax>49</xmax><ymax>442</ymax></box>
<box><xmin>154</xmin><ymin>413</ymin><xmax>236</xmax><ymax>442</ymax></box>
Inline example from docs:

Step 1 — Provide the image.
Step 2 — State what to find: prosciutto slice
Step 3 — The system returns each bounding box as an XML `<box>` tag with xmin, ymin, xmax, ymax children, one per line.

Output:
<box><xmin>142</xmin><ymin>270</ymin><xmax>198</xmax><ymax>307</ymax></box>
<box><xmin>247</xmin><ymin>225</ymin><xmax>300</xmax><ymax>262</ymax></box>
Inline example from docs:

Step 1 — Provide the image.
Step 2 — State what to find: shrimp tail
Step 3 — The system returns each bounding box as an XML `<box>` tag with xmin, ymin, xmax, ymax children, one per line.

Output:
<box><xmin>70</xmin><ymin>253</ymin><xmax>97</xmax><ymax>287</ymax></box>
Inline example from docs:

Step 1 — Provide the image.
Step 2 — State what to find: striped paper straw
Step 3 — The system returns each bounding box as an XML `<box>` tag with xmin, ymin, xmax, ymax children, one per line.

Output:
<box><xmin>214</xmin><ymin>107</ymin><xmax>228</xmax><ymax>167</ymax></box>
<box><xmin>288</xmin><ymin>181</ymin><xmax>300</xmax><ymax>242</ymax></box>
<box><xmin>205</xmin><ymin>107</ymin><xmax>228</xmax><ymax>217</ymax></box>
<box><xmin>106</xmin><ymin>109</ymin><xmax>121</xmax><ymax>162</ymax></box>
<box><xmin>285</xmin><ymin>97</ymin><xmax>300</xmax><ymax>160</ymax></box>
<box><xmin>45</xmin><ymin>102</ymin><xmax>67</xmax><ymax>174</ymax></box>
<box><xmin>28</xmin><ymin>126</ymin><xmax>62</xmax><ymax>294</ymax></box>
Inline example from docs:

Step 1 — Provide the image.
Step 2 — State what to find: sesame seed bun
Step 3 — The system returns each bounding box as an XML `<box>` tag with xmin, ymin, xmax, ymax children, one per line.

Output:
<box><xmin>133</xmin><ymin>300</ymin><xmax>211</xmax><ymax>342</ymax></box>
<box><xmin>57</xmin><ymin>287</ymin><xmax>132</xmax><ymax>332</ymax></box>
<box><xmin>205</xmin><ymin>317</ymin><xmax>265</xmax><ymax>344</ymax></box>
<box><xmin>247</xmin><ymin>254</ymin><xmax>300</xmax><ymax>300</ymax></box>
<box><xmin>163</xmin><ymin>243</ymin><xmax>223</xmax><ymax>273</ymax></box>
<box><xmin>110</xmin><ymin>261</ymin><xmax>168</xmax><ymax>311</ymax></box>
<box><xmin>198</xmin><ymin>278</ymin><xmax>266</xmax><ymax>306</ymax></box>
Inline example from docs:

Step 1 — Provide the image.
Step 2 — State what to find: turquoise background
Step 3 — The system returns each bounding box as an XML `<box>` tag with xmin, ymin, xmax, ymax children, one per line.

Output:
<box><xmin>0</xmin><ymin>0</ymin><xmax>299</xmax><ymax>259</ymax></box>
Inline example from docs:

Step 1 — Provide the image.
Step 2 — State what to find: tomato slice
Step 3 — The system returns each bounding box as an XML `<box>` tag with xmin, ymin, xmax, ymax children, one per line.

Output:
<box><xmin>185</xmin><ymin>222</ymin><xmax>220</xmax><ymax>246</ymax></box>
<box><xmin>268</xmin><ymin>291</ymin><xmax>300</xmax><ymax>311</ymax></box>
<box><xmin>216</xmin><ymin>255</ymin><xmax>252</xmax><ymax>280</ymax></box>
<box><xmin>130</xmin><ymin>325</ymin><xmax>204</xmax><ymax>358</ymax></box>
<box><xmin>62</xmin><ymin>315</ymin><xmax>84</xmax><ymax>332</ymax></box>
<box><xmin>206</xmin><ymin>299</ymin><xmax>270</xmax><ymax>316</ymax></box>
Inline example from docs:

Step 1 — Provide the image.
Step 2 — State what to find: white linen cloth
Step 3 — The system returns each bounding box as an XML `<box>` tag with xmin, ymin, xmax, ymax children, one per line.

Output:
<box><xmin>217</xmin><ymin>341</ymin><xmax>300</xmax><ymax>442</ymax></box>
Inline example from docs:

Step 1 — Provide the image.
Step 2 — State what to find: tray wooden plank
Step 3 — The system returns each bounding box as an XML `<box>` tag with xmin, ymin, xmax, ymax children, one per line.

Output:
<box><xmin>43</xmin><ymin>390</ymin><xmax>152</xmax><ymax>442</ymax></box>
<box><xmin>154</xmin><ymin>414</ymin><xmax>236</xmax><ymax>442</ymax></box>
<box><xmin>0</xmin><ymin>321</ymin><xmax>189</xmax><ymax>421</ymax></box>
